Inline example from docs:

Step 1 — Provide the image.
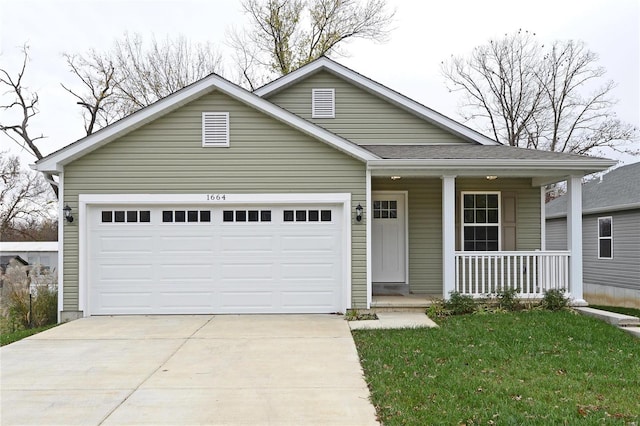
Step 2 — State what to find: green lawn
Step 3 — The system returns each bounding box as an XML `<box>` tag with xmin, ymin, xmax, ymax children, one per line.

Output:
<box><xmin>590</xmin><ymin>305</ymin><xmax>640</xmax><ymax>318</ymax></box>
<box><xmin>0</xmin><ymin>324</ymin><xmax>57</xmax><ymax>346</ymax></box>
<box><xmin>352</xmin><ymin>310</ymin><xmax>639</xmax><ymax>425</ymax></box>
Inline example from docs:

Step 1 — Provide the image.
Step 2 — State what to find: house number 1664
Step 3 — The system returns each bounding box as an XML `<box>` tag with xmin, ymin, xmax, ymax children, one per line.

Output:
<box><xmin>206</xmin><ymin>194</ymin><xmax>227</xmax><ymax>201</ymax></box>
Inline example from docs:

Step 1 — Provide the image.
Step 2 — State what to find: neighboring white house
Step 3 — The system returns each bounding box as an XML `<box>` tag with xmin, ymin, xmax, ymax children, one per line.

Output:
<box><xmin>0</xmin><ymin>242</ymin><xmax>59</xmax><ymax>272</ymax></box>
<box><xmin>546</xmin><ymin>163</ymin><xmax>640</xmax><ymax>308</ymax></box>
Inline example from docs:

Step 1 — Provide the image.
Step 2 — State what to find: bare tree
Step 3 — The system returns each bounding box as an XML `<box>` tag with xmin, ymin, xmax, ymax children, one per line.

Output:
<box><xmin>442</xmin><ymin>30</ymin><xmax>638</xmax><ymax>156</ymax></box>
<box><xmin>0</xmin><ymin>154</ymin><xmax>56</xmax><ymax>240</ymax></box>
<box><xmin>64</xmin><ymin>33</ymin><xmax>224</xmax><ymax>125</ymax></box>
<box><xmin>230</xmin><ymin>0</ymin><xmax>395</xmax><ymax>88</ymax></box>
<box><xmin>61</xmin><ymin>52</ymin><xmax>119</xmax><ymax>136</ymax></box>
<box><xmin>0</xmin><ymin>46</ymin><xmax>58</xmax><ymax>197</ymax></box>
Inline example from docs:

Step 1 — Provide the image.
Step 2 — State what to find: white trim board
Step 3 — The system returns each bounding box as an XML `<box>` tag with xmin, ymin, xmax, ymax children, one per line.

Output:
<box><xmin>76</xmin><ymin>193</ymin><xmax>353</xmax><ymax>316</ymax></box>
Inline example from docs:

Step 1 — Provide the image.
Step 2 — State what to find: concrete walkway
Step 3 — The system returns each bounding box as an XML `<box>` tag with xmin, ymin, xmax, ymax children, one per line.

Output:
<box><xmin>0</xmin><ymin>315</ymin><xmax>378</xmax><ymax>426</ymax></box>
<box><xmin>348</xmin><ymin>312</ymin><xmax>438</xmax><ymax>330</ymax></box>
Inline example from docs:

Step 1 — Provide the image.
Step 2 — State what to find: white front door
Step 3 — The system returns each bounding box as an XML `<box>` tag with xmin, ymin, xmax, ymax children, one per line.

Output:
<box><xmin>372</xmin><ymin>192</ymin><xmax>406</xmax><ymax>283</ymax></box>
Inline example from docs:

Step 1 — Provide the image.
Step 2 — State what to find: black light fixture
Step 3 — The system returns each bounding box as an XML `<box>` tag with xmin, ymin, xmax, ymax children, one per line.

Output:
<box><xmin>355</xmin><ymin>204</ymin><xmax>363</xmax><ymax>222</ymax></box>
<box><xmin>63</xmin><ymin>204</ymin><xmax>74</xmax><ymax>223</ymax></box>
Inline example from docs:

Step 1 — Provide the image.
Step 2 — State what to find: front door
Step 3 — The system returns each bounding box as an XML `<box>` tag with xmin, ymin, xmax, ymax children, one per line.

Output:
<box><xmin>372</xmin><ymin>192</ymin><xmax>406</xmax><ymax>283</ymax></box>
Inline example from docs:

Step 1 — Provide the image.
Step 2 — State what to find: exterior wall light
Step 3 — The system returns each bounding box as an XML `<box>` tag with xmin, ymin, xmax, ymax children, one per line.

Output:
<box><xmin>355</xmin><ymin>204</ymin><xmax>363</xmax><ymax>222</ymax></box>
<box><xmin>486</xmin><ymin>175</ymin><xmax>498</xmax><ymax>180</ymax></box>
<box><xmin>390</xmin><ymin>176</ymin><xmax>402</xmax><ymax>180</ymax></box>
<box><xmin>63</xmin><ymin>204</ymin><xmax>74</xmax><ymax>223</ymax></box>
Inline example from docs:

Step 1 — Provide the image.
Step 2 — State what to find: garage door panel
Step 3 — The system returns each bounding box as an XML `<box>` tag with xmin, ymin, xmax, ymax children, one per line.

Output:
<box><xmin>281</xmin><ymin>263</ymin><xmax>336</xmax><ymax>280</ymax></box>
<box><xmin>97</xmin><ymin>264</ymin><xmax>155</xmax><ymax>281</ymax></box>
<box><xmin>159</xmin><ymin>236</ymin><xmax>215</xmax><ymax>253</ymax></box>
<box><xmin>220</xmin><ymin>261</ymin><xmax>276</xmax><ymax>280</ymax></box>
<box><xmin>281</xmin><ymin>235</ymin><xmax>338</xmax><ymax>253</ymax></box>
<box><xmin>220</xmin><ymin>235</ymin><xmax>275</xmax><ymax>253</ymax></box>
<box><xmin>281</xmin><ymin>291</ymin><xmax>337</xmax><ymax>310</ymax></box>
<box><xmin>158</xmin><ymin>292</ymin><xmax>215</xmax><ymax>309</ymax></box>
<box><xmin>89</xmin><ymin>203</ymin><xmax>344</xmax><ymax>315</ymax></box>
<box><xmin>219</xmin><ymin>292</ymin><xmax>275</xmax><ymax>311</ymax></box>
<box><xmin>159</xmin><ymin>264</ymin><xmax>214</xmax><ymax>279</ymax></box>
<box><xmin>95</xmin><ymin>235</ymin><xmax>154</xmax><ymax>255</ymax></box>
<box><xmin>98</xmin><ymin>292</ymin><xmax>153</xmax><ymax>310</ymax></box>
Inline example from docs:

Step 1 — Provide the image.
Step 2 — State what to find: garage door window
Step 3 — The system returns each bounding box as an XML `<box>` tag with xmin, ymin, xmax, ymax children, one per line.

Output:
<box><xmin>162</xmin><ymin>210</ymin><xmax>211</xmax><ymax>223</ymax></box>
<box><xmin>223</xmin><ymin>210</ymin><xmax>272</xmax><ymax>222</ymax></box>
<box><xmin>102</xmin><ymin>210</ymin><xmax>150</xmax><ymax>223</ymax></box>
<box><xmin>284</xmin><ymin>209</ymin><xmax>331</xmax><ymax>222</ymax></box>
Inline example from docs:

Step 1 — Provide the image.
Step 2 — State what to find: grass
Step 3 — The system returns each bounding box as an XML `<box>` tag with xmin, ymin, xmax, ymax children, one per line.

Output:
<box><xmin>0</xmin><ymin>318</ymin><xmax>57</xmax><ymax>347</ymax></box>
<box><xmin>352</xmin><ymin>310</ymin><xmax>640</xmax><ymax>425</ymax></box>
<box><xmin>590</xmin><ymin>305</ymin><xmax>640</xmax><ymax>318</ymax></box>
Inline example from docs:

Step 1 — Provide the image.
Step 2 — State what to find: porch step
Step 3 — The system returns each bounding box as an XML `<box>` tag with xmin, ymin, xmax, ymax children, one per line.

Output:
<box><xmin>370</xmin><ymin>295</ymin><xmax>437</xmax><ymax>313</ymax></box>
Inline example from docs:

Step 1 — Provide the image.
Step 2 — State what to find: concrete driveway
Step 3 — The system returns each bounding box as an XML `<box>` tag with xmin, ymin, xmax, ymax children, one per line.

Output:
<box><xmin>0</xmin><ymin>315</ymin><xmax>378</xmax><ymax>425</ymax></box>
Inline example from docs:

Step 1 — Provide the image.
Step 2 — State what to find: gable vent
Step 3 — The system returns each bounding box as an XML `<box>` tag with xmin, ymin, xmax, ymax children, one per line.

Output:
<box><xmin>202</xmin><ymin>112</ymin><xmax>229</xmax><ymax>147</ymax></box>
<box><xmin>312</xmin><ymin>88</ymin><xmax>335</xmax><ymax>118</ymax></box>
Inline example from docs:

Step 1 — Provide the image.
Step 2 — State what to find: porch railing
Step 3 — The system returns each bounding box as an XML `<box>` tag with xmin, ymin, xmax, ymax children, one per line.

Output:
<box><xmin>454</xmin><ymin>251</ymin><xmax>570</xmax><ymax>298</ymax></box>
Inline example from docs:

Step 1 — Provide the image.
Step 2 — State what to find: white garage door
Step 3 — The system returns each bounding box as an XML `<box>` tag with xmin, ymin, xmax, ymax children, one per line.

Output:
<box><xmin>88</xmin><ymin>204</ymin><xmax>344</xmax><ymax>315</ymax></box>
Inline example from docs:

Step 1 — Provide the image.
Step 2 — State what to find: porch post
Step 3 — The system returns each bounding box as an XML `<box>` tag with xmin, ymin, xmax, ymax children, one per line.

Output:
<box><xmin>442</xmin><ymin>175</ymin><xmax>456</xmax><ymax>299</ymax></box>
<box><xmin>567</xmin><ymin>175</ymin><xmax>586</xmax><ymax>305</ymax></box>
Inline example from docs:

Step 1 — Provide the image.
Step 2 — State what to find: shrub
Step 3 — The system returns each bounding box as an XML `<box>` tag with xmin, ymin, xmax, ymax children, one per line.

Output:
<box><xmin>426</xmin><ymin>299</ymin><xmax>450</xmax><ymax>318</ymax></box>
<box><xmin>0</xmin><ymin>262</ymin><xmax>58</xmax><ymax>331</ymax></box>
<box><xmin>540</xmin><ymin>288</ymin><xmax>569</xmax><ymax>311</ymax></box>
<box><xmin>495</xmin><ymin>287</ymin><xmax>522</xmax><ymax>311</ymax></box>
<box><xmin>445</xmin><ymin>291</ymin><xmax>477</xmax><ymax>315</ymax></box>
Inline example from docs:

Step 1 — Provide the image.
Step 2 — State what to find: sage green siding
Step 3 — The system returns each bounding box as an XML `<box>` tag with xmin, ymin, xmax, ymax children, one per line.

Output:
<box><xmin>456</xmin><ymin>178</ymin><xmax>542</xmax><ymax>252</ymax></box>
<box><xmin>63</xmin><ymin>90</ymin><xmax>367</xmax><ymax>313</ymax></box>
<box><xmin>372</xmin><ymin>178</ymin><xmax>541</xmax><ymax>295</ymax></box>
<box><xmin>266</xmin><ymin>71</ymin><xmax>469</xmax><ymax>145</ymax></box>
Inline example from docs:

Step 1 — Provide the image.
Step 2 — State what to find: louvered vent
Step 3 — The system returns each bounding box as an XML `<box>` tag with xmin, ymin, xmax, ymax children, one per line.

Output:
<box><xmin>312</xmin><ymin>89</ymin><xmax>335</xmax><ymax>118</ymax></box>
<box><xmin>202</xmin><ymin>112</ymin><xmax>229</xmax><ymax>147</ymax></box>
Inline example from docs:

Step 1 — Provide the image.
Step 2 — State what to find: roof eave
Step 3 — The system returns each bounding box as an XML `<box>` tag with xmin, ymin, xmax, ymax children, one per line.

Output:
<box><xmin>547</xmin><ymin>202</ymin><xmax>640</xmax><ymax>219</ymax></box>
<box><xmin>367</xmin><ymin>157</ymin><xmax>615</xmax><ymax>171</ymax></box>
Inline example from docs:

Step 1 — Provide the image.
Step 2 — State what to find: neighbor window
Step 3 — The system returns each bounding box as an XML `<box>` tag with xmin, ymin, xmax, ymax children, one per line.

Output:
<box><xmin>598</xmin><ymin>216</ymin><xmax>613</xmax><ymax>259</ymax></box>
<box><xmin>461</xmin><ymin>192</ymin><xmax>500</xmax><ymax>251</ymax></box>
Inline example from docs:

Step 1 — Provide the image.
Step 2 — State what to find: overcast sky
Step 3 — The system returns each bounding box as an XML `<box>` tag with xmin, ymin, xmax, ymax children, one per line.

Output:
<box><xmin>1</xmin><ymin>0</ymin><xmax>639</xmax><ymax>165</ymax></box>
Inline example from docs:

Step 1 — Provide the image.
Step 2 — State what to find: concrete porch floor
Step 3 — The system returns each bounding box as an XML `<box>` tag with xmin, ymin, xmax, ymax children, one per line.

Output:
<box><xmin>370</xmin><ymin>294</ymin><xmax>439</xmax><ymax>312</ymax></box>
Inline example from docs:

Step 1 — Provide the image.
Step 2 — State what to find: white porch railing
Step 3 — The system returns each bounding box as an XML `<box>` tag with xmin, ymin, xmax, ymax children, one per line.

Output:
<box><xmin>454</xmin><ymin>251</ymin><xmax>570</xmax><ymax>298</ymax></box>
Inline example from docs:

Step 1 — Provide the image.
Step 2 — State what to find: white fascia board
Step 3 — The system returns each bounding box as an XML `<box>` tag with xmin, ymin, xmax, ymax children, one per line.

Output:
<box><xmin>255</xmin><ymin>57</ymin><xmax>500</xmax><ymax>146</ymax></box>
<box><xmin>35</xmin><ymin>73</ymin><xmax>376</xmax><ymax>173</ymax></box>
<box><xmin>367</xmin><ymin>158</ymin><xmax>615</xmax><ymax>174</ymax></box>
<box><xmin>0</xmin><ymin>241</ymin><xmax>59</xmax><ymax>252</ymax></box>
<box><xmin>78</xmin><ymin>193</ymin><xmax>352</xmax><ymax>205</ymax></box>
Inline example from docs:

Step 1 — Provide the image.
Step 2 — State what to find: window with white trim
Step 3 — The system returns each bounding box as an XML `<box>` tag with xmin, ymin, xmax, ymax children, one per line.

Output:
<box><xmin>312</xmin><ymin>89</ymin><xmax>335</xmax><ymax>118</ymax></box>
<box><xmin>598</xmin><ymin>216</ymin><xmax>613</xmax><ymax>259</ymax></box>
<box><xmin>202</xmin><ymin>112</ymin><xmax>229</xmax><ymax>147</ymax></box>
<box><xmin>461</xmin><ymin>192</ymin><xmax>501</xmax><ymax>251</ymax></box>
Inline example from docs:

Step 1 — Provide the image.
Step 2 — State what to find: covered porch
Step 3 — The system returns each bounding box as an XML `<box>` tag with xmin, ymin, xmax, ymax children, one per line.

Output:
<box><xmin>364</xmin><ymin>145</ymin><xmax>614</xmax><ymax>306</ymax></box>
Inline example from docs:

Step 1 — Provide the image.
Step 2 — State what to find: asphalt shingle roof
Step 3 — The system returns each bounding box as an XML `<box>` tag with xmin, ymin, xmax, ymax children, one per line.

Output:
<box><xmin>545</xmin><ymin>162</ymin><xmax>640</xmax><ymax>216</ymax></box>
<box><xmin>362</xmin><ymin>144</ymin><xmax>595</xmax><ymax>161</ymax></box>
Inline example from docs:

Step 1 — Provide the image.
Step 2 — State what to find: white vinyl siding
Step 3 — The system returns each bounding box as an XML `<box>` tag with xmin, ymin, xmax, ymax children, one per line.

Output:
<box><xmin>202</xmin><ymin>112</ymin><xmax>229</xmax><ymax>147</ymax></box>
<box><xmin>598</xmin><ymin>216</ymin><xmax>613</xmax><ymax>259</ymax></box>
<box><xmin>312</xmin><ymin>89</ymin><xmax>335</xmax><ymax>118</ymax></box>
